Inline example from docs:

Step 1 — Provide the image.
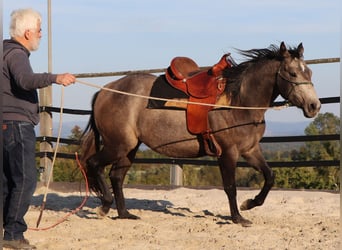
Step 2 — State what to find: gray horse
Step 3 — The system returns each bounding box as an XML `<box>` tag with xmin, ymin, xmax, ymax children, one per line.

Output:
<box><xmin>80</xmin><ymin>42</ymin><xmax>320</xmax><ymax>226</ymax></box>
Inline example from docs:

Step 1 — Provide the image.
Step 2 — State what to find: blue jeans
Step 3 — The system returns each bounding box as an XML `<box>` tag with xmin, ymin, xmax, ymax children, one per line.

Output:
<box><xmin>3</xmin><ymin>121</ymin><xmax>37</xmax><ymax>240</ymax></box>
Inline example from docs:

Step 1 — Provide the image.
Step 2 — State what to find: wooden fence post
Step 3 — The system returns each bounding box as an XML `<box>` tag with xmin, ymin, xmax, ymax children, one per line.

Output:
<box><xmin>39</xmin><ymin>0</ymin><xmax>53</xmax><ymax>184</ymax></box>
<box><xmin>170</xmin><ymin>164</ymin><xmax>183</xmax><ymax>186</ymax></box>
<box><xmin>39</xmin><ymin>87</ymin><xmax>53</xmax><ymax>184</ymax></box>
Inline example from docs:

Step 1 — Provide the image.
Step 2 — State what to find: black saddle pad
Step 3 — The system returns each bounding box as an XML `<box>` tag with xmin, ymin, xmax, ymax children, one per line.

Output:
<box><xmin>147</xmin><ymin>75</ymin><xmax>188</xmax><ymax>109</ymax></box>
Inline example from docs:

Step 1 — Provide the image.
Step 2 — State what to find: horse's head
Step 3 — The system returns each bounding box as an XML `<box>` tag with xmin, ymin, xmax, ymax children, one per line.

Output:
<box><xmin>277</xmin><ymin>42</ymin><xmax>321</xmax><ymax>118</ymax></box>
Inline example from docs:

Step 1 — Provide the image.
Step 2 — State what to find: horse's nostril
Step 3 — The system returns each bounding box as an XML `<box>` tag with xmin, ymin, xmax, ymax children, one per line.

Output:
<box><xmin>310</xmin><ymin>101</ymin><xmax>321</xmax><ymax>112</ymax></box>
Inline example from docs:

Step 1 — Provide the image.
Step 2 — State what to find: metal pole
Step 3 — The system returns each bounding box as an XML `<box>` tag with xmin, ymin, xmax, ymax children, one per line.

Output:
<box><xmin>170</xmin><ymin>165</ymin><xmax>183</xmax><ymax>186</ymax></box>
<box><xmin>39</xmin><ymin>0</ymin><xmax>53</xmax><ymax>183</ymax></box>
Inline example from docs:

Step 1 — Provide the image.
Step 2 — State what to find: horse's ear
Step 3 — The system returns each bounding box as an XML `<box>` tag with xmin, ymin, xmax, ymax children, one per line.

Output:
<box><xmin>279</xmin><ymin>41</ymin><xmax>289</xmax><ymax>57</ymax></box>
<box><xmin>297</xmin><ymin>43</ymin><xmax>304</xmax><ymax>58</ymax></box>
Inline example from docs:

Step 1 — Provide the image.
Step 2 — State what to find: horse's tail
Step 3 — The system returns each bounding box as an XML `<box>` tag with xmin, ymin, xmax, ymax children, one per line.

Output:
<box><xmin>80</xmin><ymin>91</ymin><xmax>101</xmax><ymax>184</ymax></box>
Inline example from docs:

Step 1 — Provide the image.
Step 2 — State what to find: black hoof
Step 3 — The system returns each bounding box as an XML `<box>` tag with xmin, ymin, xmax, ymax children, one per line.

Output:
<box><xmin>96</xmin><ymin>206</ymin><xmax>110</xmax><ymax>218</ymax></box>
<box><xmin>240</xmin><ymin>199</ymin><xmax>255</xmax><ymax>211</ymax></box>
<box><xmin>232</xmin><ymin>215</ymin><xmax>252</xmax><ymax>227</ymax></box>
<box><xmin>119</xmin><ymin>212</ymin><xmax>140</xmax><ymax>220</ymax></box>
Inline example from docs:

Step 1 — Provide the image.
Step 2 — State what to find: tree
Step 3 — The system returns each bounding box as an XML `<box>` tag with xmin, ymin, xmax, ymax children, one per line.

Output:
<box><xmin>69</xmin><ymin>125</ymin><xmax>83</xmax><ymax>140</ymax></box>
<box><xmin>301</xmin><ymin>112</ymin><xmax>340</xmax><ymax>189</ymax></box>
<box><xmin>272</xmin><ymin>112</ymin><xmax>340</xmax><ymax>190</ymax></box>
<box><xmin>52</xmin><ymin>125</ymin><xmax>83</xmax><ymax>182</ymax></box>
<box><xmin>304</xmin><ymin>112</ymin><xmax>340</xmax><ymax>161</ymax></box>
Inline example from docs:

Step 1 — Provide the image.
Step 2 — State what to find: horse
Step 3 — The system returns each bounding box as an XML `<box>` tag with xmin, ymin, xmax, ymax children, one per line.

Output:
<box><xmin>80</xmin><ymin>42</ymin><xmax>321</xmax><ymax>227</ymax></box>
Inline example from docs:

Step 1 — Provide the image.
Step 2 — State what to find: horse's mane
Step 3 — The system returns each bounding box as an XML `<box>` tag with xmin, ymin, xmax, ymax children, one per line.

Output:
<box><xmin>223</xmin><ymin>44</ymin><xmax>298</xmax><ymax>95</ymax></box>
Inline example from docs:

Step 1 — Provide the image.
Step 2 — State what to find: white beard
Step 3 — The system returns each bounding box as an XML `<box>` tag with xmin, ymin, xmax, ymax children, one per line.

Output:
<box><xmin>30</xmin><ymin>37</ymin><xmax>41</xmax><ymax>51</ymax></box>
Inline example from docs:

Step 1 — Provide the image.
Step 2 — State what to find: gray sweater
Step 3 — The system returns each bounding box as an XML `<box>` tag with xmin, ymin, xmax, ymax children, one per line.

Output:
<box><xmin>3</xmin><ymin>39</ymin><xmax>58</xmax><ymax>125</ymax></box>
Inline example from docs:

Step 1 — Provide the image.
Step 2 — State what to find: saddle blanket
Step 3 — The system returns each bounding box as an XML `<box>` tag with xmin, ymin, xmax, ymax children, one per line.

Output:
<box><xmin>147</xmin><ymin>75</ymin><xmax>188</xmax><ymax>109</ymax></box>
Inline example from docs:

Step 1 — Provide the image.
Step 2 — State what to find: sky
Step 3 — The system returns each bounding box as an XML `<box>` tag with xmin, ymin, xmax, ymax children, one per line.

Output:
<box><xmin>3</xmin><ymin>0</ymin><xmax>341</xmax><ymax>127</ymax></box>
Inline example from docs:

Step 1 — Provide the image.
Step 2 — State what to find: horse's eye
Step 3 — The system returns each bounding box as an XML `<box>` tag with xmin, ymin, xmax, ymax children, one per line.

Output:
<box><xmin>289</xmin><ymin>71</ymin><xmax>297</xmax><ymax>78</ymax></box>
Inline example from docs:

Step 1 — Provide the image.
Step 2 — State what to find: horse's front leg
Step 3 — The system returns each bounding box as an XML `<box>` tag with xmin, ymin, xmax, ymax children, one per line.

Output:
<box><xmin>240</xmin><ymin>144</ymin><xmax>275</xmax><ymax>211</ymax></box>
<box><xmin>218</xmin><ymin>152</ymin><xmax>252</xmax><ymax>227</ymax></box>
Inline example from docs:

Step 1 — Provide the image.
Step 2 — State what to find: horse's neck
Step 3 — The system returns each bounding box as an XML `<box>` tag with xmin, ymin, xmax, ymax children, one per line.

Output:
<box><xmin>236</xmin><ymin>61</ymin><xmax>280</xmax><ymax>108</ymax></box>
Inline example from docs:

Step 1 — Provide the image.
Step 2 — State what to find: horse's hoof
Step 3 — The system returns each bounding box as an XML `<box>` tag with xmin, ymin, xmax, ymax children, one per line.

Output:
<box><xmin>240</xmin><ymin>199</ymin><xmax>254</xmax><ymax>211</ymax></box>
<box><xmin>96</xmin><ymin>206</ymin><xmax>109</xmax><ymax>218</ymax></box>
<box><xmin>240</xmin><ymin>218</ymin><xmax>253</xmax><ymax>227</ymax></box>
<box><xmin>119</xmin><ymin>212</ymin><xmax>140</xmax><ymax>220</ymax></box>
<box><xmin>232</xmin><ymin>215</ymin><xmax>252</xmax><ymax>227</ymax></box>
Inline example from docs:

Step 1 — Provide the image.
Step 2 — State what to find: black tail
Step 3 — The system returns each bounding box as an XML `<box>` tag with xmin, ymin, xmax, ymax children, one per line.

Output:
<box><xmin>81</xmin><ymin>91</ymin><xmax>101</xmax><ymax>152</ymax></box>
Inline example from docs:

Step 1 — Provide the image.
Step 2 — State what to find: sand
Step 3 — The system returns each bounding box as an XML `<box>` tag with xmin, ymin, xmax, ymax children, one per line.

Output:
<box><xmin>11</xmin><ymin>183</ymin><xmax>340</xmax><ymax>250</ymax></box>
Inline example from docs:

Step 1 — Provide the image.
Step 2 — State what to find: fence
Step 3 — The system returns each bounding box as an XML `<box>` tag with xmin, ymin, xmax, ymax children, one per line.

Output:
<box><xmin>37</xmin><ymin>58</ymin><xmax>340</xmax><ymax>185</ymax></box>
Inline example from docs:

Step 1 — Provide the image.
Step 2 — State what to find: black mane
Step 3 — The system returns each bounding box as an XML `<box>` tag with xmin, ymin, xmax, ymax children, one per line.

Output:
<box><xmin>223</xmin><ymin>44</ymin><xmax>298</xmax><ymax>95</ymax></box>
<box><xmin>236</xmin><ymin>44</ymin><xmax>282</xmax><ymax>63</ymax></box>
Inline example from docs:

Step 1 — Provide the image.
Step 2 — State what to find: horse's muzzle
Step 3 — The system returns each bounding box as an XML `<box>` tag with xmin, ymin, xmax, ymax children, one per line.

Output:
<box><xmin>303</xmin><ymin>99</ymin><xmax>321</xmax><ymax>118</ymax></box>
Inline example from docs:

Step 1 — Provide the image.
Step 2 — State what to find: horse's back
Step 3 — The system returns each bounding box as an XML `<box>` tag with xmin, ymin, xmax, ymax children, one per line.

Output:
<box><xmin>95</xmin><ymin>73</ymin><xmax>156</xmax><ymax>112</ymax></box>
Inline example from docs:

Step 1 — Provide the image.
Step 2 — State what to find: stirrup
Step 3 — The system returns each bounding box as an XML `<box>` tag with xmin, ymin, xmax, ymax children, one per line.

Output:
<box><xmin>202</xmin><ymin>131</ymin><xmax>222</xmax><ymax>157</ymax></box>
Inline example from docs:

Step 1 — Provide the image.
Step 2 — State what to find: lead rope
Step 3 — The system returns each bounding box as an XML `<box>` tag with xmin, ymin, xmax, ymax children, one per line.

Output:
<box><xmin>75</xmin><ymin>78</ymin><xmax>290</xmax><ymax>110</ymax></box>
<box><xmin>30</xmin><ymin>152</ymin><xmax>89</xmax><ymax>231</ymax></box>
<box><xmin>34</xmin><ymin>85</ymin><xmax>89</xmax><ymax>230</ymax></box>
<box><xmin>35</xmin><ymin>85</ymin><xmax>65</xmax><ymax>228</ymax></box>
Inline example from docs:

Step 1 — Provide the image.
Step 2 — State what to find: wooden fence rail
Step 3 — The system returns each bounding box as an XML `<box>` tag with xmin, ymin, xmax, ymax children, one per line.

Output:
<box><xmin>73</xmin><ymin>57</ymin><xmax>340</xmax><ymax>79</ymax></box>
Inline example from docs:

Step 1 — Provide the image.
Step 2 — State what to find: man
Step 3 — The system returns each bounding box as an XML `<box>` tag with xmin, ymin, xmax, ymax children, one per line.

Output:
<box><xmin>3</xmin><ymin>8</ymin><xmax>76</xmax><ymax>249</ymax></box>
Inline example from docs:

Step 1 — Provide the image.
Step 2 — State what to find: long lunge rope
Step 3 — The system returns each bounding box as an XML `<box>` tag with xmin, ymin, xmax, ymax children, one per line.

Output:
<box><xmin>75</xmin><ymin>78</ymin><xmax>290</xmax><ymax>111</ymax></box>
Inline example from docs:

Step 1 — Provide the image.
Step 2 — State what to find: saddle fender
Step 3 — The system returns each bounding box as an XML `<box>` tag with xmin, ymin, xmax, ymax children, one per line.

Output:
<box><xmin>165</xmin><ymin>54</ymin><xmax>234</xmax><ymax>156</ymax></box>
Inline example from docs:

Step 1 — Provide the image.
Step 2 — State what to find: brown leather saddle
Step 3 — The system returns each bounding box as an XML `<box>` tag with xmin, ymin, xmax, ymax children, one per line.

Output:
<box><xmin>165</xmin><ymin>54</ymin><xmax>234</xmax><ymax>156</ymax></box>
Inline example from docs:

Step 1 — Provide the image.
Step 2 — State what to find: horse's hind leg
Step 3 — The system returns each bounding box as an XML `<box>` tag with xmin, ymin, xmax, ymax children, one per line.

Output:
<box><xmin>109</xmin><ymin>147</ymin><xmax>140</xmax><ymax>219</ymax></box>
<box><xmin>109</xmin><ymin>162</ymin><xmax>138</xmax><ymax>219</ymax></box>
<box><xmin>86</xmin><ymin>149</ymin><xmax>115</xmax><ymax>216</ymax></box>
<box><xmin>240</xmin><ymin>145</ymin><xmax>275</xmax><ymax>211</ymax></box>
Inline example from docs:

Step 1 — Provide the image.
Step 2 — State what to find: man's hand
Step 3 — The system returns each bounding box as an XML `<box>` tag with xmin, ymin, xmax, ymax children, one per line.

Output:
<box><xmin>56</xmin><ymin>73</ymin><xmax>76</xmax><ymax>86</ymax></box>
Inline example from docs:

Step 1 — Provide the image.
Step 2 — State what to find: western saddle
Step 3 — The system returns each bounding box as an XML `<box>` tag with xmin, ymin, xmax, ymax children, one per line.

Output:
<box><xmin>165</xmin><ymin>54</ymin><xmax>235</xmax><ymax>156</ymax></box>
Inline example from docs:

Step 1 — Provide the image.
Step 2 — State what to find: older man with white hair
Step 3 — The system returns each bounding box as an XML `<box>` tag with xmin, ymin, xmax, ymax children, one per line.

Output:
<box><xmin>3</xmin><ymin>8</ymin><xmax>75</xmax><ymax>249</ymax></box>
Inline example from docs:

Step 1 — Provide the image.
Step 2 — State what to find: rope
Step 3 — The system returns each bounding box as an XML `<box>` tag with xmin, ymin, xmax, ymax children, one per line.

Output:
<box><xmin>75</xmin><ymin>79</ymin><xmax>290</xmax><ymax>111</ymax></box>
<box><xmin>35</xmin><ymin>85</ymin><xmax>66</xmax><ymax>228</ymax></box>
<box><xmin>30</xmin><ymin>153</ymin><xmax>90</xmax><ymax>231</ymax></box>
<box><xmin>33</xmin><ymin>84</ymin><xmax>90</xmax><ymax>231</ymax></box>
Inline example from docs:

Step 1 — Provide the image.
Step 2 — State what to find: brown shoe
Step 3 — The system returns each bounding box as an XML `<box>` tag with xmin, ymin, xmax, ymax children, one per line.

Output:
<box><xmin>3</xmin><ymin>238</ymin><xmax>37</xmax><ymax>249</ymax></box>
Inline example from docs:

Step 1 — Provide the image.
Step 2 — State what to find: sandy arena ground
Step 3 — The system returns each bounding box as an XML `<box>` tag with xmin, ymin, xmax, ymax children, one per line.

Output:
<box><xmin>10</xmin><ymin>183</ymin><xmax>340</xmax><ymax>250</ymax></box>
